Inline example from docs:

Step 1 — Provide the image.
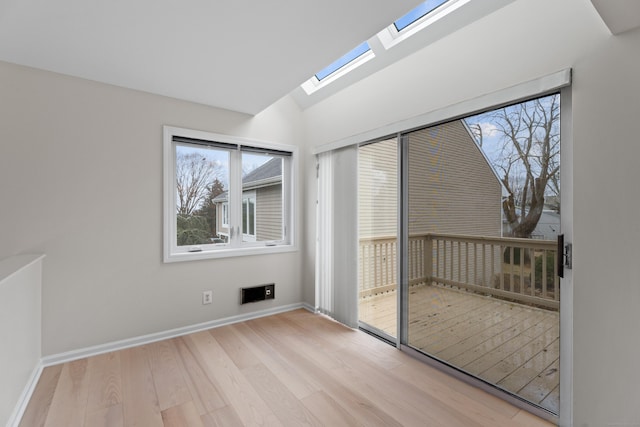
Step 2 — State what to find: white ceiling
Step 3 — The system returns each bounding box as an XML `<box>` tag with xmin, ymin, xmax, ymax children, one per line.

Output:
<box><xmin>590</xmin><ymin>0</ymin><xmax>640</xmax><ymax>35</ymax></box>
<box><xmin>0</xmin><ymin>0</ymin><xmax>421</xmax><ymax>115</ymax></box>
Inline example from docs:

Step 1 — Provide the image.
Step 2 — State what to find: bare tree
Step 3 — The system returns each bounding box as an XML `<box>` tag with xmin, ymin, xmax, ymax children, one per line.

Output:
<box><xmin>176</xmin><ymin>152</ymin><xmax>222</xmax><ymax>215</ymax></box>
<box><xmin>468</xmin><ymin>94</ymin><xmax>560</xmax><ymax>238</ymax></box>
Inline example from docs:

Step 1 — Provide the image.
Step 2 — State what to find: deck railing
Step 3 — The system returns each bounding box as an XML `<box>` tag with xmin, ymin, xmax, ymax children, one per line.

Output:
<box><xmin>359</xmin><ymin>233</ymin><xmax>559</xmax><ymax>310</ymax></box>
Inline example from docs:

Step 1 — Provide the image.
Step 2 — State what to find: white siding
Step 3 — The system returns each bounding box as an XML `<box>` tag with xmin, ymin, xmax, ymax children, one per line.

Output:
<box><xmin>256</xmin><ymin>184</ymin><xmax>282</xmax><ymax>241</ymax></box>
<box><xmin>408</xmin><ymin>120</ymin><xmax>502</xmax><ymax>237</ymax></box>
<box><xmin>358</xmin><ymin>139</ymin><xmax>398</xmax><ymax>239</ymax></box>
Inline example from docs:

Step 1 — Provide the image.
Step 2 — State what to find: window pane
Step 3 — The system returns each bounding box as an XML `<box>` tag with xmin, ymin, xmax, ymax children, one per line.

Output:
<box><xmin>242</xmin><ymin>153</ymin><xmax>284</xmax><ymax>242</ymax></box>
<box><xmin>249</xmin><ymin>198</ymin><xmax>255</xmax><ymax>235</ymax></box>
<box><xmin>315</xmin><ymin>41</ymin><xmax>371</xmax><ymax>81</ymax></box>
<box><xmin>243</xmin><ymin>199</ymin><xmax>248</xmax><ymax>232</ymax></box>
<box><xmin>394</xmin><ymin>0</ymin><xmax>449</xmax><ymax>32</ymax></box>
<box><xmin>175</xmin><ymin>144</ymin><xmax>229</xmax><ymax>246</ymax></box>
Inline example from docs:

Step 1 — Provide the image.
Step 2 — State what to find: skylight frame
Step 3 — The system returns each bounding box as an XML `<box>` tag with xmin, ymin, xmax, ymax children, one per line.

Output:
<box><xmin>301</xmin><ymin>43</ymin><xmax>376</xmax><ymax>95</ymax></box>
<box><xmin>393</xmin><ymin>0</ymin><xmax>450</xmax><ymax>32</ymax></box>
<box><xmin>379</xmin><ymin>0</ymin><xmax>468</xmax><ymax>50</ymax></box>
<box><xmin>315</xmin><ymin>41</ymin><xmax>372</xmax><ymax>81</ymax></box>
<box><xmin>299</xmin><ymin>0</ymin><xmax>467</xmax><ymax>97</ymax></box>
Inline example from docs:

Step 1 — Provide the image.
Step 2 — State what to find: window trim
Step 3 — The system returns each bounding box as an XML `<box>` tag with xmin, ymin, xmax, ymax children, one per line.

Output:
<box><xmin>163</xmin><ymin>126</ymin><xmax>297</xmax><ymax>262</ymax></box>
<box><xmin>379</xmin><ymin>0</ymin><xmax>468</xmax><ymax>50</ymax></box>
<box><xmin>221</xmin><ymin>202</ymin><xmax>229</xmax><ymax>228</ymax></box>
<box><xmin>301</xmin><ymin>48</ymin><xmax>375</xmax><ymax>95</ymax></box>
<box><xmin>242</xmin><ymin>191</ymin><xmax>257</xmax><ymax>242</ymax></box>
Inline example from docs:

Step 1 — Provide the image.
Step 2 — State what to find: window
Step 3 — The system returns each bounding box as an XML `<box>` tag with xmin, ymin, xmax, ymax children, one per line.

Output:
<box><xmin>242</xmin><ymin>192</ymin><xmax>256</xmax><ymax>241</ymax></box>
<box><xmin>222</xmin><ymin>202</ymin><xmax>229</xmax><ymax>228</ymax></box>
<box><xmin>163</xmin><ymin>126</ymin><xmax>296</xmax><ymax>262</ymax></box>
<box><xmin>315</xmin><ymin>41</ymin><xmax>371</xmax><ymax>81</ymax></box>
<box><xmin>301</xmin><ymin>42</ymin><xmax>375</xmax><ymax>95</ymax></box>
<box><xmin>393</xmin><ymin>0</ymin><xmax>449</xmax><ymax>32</ymax></box>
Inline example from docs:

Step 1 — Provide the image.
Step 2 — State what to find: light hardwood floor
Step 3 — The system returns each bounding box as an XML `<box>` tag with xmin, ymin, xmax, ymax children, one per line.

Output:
<box><xmin>20</xmin><ymin>309</ymin><xmax>556</xmax><ymax>426</ymax></box>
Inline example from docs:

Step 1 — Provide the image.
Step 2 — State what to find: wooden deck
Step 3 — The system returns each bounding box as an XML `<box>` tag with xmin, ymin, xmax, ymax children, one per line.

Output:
<box><xmin>359</xmin><ymin>283</ymin><xmax>559</xmax><ymax>414</ymax></box>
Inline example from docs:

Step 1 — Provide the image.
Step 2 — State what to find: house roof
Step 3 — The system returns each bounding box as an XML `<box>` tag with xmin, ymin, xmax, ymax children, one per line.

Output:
<box><xmin>212</xmin><ymin>157</ymin><xmax>282</xmax><ymax>203</ymax></box>
<box><xmin>243</xmin><ymin>158</ymin><xmax>282</xmax><ymax>186</ymax></box>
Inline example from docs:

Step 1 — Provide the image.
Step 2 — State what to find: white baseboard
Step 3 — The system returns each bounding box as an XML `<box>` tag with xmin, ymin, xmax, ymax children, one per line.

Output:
<box><xmin>6</xmin><ymin>363</ymin><xmax>43</xmax><ymax>427</ymax></box>
<box><xmin>42</xmin><ymin>302</ymin><xmax>315</xmax><ymax>367</ymax></box>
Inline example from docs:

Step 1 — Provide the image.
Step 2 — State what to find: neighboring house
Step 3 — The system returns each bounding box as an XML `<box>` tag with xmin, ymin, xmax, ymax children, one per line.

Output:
<box><xmin>358</xmin><ymin>120</ymin><xmax>504</xmax><ymax>291</ymax></box>
<box><xmin>213</xmin><ymin>158</ymin><xmax>283</xmax><ymax>242</ymax></box>
<box><xmin>359</xmin><ymin>119</ymin><xmax>504</xmax><ymax>240</ymax></box>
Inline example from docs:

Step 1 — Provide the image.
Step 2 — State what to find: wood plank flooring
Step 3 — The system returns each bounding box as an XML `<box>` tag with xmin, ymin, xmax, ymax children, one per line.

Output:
<box><xmin>20</xmin><ymin>309</ymin><xmax>555</xmax><ymax>426</ymax></box>
<box><xmin>359</xmin><ymin>283</ymin><xmax>560</xmax><ymax>414</ymax></box>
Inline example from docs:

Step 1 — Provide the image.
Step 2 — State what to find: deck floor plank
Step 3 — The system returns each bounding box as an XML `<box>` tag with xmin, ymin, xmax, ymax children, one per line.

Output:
<box><xmin>359</xmin><ymin>284</ymin><xmax>560</xmax><ymax>414</ymax></box>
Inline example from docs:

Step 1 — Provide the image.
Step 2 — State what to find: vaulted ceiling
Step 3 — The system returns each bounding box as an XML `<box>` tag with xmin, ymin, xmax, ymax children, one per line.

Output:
<box><xmin>0</xmin><ymin>0</ymin><xmax>637</xmax><ymax>115</ymax></box>
<box><xmin>0</xmin><ymin>0</ymin><xmax>421</xmax><ymax>115</ymax></box>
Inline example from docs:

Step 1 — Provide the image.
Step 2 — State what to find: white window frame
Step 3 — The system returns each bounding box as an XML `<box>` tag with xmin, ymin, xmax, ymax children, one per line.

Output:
<box><xmin>378</xmin><ymin>0</ymin><xmax>469</xmax><ymax>50</ymax></box>
<box><xmin>221</xmin><ymin>202</ymin><xmax>229</xmax><ymax>228</ymax></box>
<box><xmin>163</xmin><ymin>126</ymin><xmax>297</xmax><ymax>262</ymax></box>
<box><xmin>242</xmin><ymin>191</ymin><xmax>257</xmax><ymax>242</ymax></box>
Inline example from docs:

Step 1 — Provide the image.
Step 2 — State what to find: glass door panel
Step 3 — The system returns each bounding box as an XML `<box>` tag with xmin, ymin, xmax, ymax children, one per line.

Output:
<box><xmin>358</xmin><ymin>138</ymin><xmax>398</xmax><ymax>341</ymax></box>
<box><xmin>405</xmin><ymin>94</ymin><xmax>561</xmax><ymax>415</ymax></box>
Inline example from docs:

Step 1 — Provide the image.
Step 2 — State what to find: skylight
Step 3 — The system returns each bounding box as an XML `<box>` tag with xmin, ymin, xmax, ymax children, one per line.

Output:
<box><xmin>315</xmin><ymin>41</ymin><xmax>371</xmax><ymax>81</ymax></box>
<box><xmin>394</xmin><ymin>0</ymin><xmax>449</xmax><ymax>32</ymax></box>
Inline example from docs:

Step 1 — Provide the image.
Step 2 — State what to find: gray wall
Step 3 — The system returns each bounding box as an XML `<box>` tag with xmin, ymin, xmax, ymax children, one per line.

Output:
<box><xmin>302</xmin><ymin>0</ymin><xmax>640</xmax><ymax>425</ymax></box>
<box><xmin>0</xmin><ymin>61</ymin><xmax>305</xmax><ymax>357</ymax></box>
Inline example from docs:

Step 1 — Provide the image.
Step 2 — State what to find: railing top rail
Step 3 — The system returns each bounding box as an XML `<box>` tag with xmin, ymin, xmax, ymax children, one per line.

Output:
<box><xmin>360</xmin><ymin>232</ymin><xmax>556</xmax><ymax>250</ymax></box>
<box><xmin>424</xmin><ymin>232</ymin><xmax>556</xmax><ymax>250</ymax></box>
<box><xmin>359</xmin><ymin>236</ymin><xmax>398</xmax><ymax>243</ymax></box>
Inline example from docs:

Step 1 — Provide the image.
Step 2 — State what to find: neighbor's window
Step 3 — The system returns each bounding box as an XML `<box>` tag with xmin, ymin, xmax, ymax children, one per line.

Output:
<box><xmin>163</xmin><ymin>126</ymin><xmax>296</xmax><ymax>262</ymax></box>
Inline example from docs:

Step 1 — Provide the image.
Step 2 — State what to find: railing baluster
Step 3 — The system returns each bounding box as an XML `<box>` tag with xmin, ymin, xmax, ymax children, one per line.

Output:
<box><xmin>499</xmin><ymin>245</ymin><xmax>504</xmax><ymax>291</ymax></box>
<box><xmin>482</xmin><ymin>243</ymin><xmax>486</xmax><ymax>287</ymax></box>
<box><xmin>509</xmin><ymin>246</ymin><xmax>514</xmax><ymax>293</ymax></box>
<box><xmin>520</xmin><ymin>245</ymin><xmax>525</xmax><ymax>296</ymax></box>
<box><xmin>531</xmin><ymin>247</ymin><xmax>536</xmax><ymax>297</ymax></box>
<box><xmin>358</xmin><ymin>233</ymin><xmax>557</xmax><ymax>308</ymax></box>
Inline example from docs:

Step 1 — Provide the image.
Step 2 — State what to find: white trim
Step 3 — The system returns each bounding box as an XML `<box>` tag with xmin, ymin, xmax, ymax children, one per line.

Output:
<box><xmin>0</xmin><ymin>254</ymin><xmax>45</xmax><ymax>287</ymax></box>
<box><xmin>41</xmin><ymin>303</ymin><xmax>313</xmax><ymax>367</ymax></box>
<box><xmin>312</xmin><ymin>69</ymin><xmax>572</xmax><ymax>154</ymax></box>
<box><xmin>378</xmin><ymin>0</ymin><xmax>470</xmax><ymax>50</ymax></box>
<box><xmin>291</xmin><ymin>0</ymin><xmax>518</xmax><ymax>111</ymax></box>
<box><xmin>6</xmin><ymin>363</ymin><xmax>43</xmax><ymax>427</ymax></box>
<box><xmin>163</xmin><ymin>126</ymin><xmax>298</xmax><ymax>262</ymax></box>
<box><xmin>559</xmin><ymin>85</ymin><xmax>574</xmax><ymax>427</ymax></box>
<box><xmin>242</xmin><ymin>190</ymin><xmax>257</xmax><ymax>241</ymax></box>
<box><xmin>301</xmin><ymin>50</ymin><xmax>376</xmax><ymax>95</ymax></box>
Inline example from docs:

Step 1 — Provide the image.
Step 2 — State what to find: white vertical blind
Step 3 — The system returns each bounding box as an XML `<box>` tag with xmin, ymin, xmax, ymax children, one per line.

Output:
<box><xmin>315</xmin><ymin>151</ymin><xmax>333</xmax><ymax>318</ymax></box>
<box><xmin>315</xmin><ymin>147</ymin><xmax>359</xmax><ymax>328</ymax></box>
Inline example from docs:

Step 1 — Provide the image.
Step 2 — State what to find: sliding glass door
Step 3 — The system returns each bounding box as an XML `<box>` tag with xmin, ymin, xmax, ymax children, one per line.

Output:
<box><xmin>404</xmin><ymin>94</ymin><xmax>561</xmax><ymax>415</ymax></box>
<box><xmin>358</xmin><ymin>138</ymin><xmax>398</xmax><ymax>342</ymax></box>
<box><xmin>352</xmin><ymin>94</ymin><xmax>562</xmax><ymax>417</ymax></box>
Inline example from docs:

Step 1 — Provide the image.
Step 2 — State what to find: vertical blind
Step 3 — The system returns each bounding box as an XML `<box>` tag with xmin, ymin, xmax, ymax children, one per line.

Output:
<box><xmin>315</xmin><ymin>147</ymin><xmax>359</xmax><ymax>328</ymax></box>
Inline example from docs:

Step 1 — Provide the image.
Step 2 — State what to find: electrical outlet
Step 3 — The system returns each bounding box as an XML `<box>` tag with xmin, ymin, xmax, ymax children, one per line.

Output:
<box><xmin>202</xmin><ymin>290</ymin><xmax>213</xmax><ymax>305</ymax></box>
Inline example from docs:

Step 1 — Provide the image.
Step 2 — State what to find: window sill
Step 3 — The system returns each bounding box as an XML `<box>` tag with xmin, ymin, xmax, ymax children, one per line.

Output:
<box><xmin>163</xmin><ymin>244</ymin><xmax>297</xmax><ymax>263</ymax></box>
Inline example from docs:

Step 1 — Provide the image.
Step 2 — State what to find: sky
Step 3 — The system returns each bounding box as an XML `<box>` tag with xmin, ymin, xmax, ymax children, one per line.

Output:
<box><xmin>176</xmin><ymin>144</ymin><xmax>271</xmax><ymax>191</ymax></box>
<box><xmin>314</xmin><ymin>0</ymin><xmax>449</xmax><ymax>81</ymax></box>
<box><xmin>394</xmin><ymin>0</ymin><xmax>448</xmax><ymax>31</ymax></box>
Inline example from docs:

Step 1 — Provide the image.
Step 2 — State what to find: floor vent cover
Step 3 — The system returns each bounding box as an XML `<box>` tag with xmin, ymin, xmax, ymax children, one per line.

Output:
<box><xmin>241</xmin><ymin>283</ymin><xmax>275</xmax><ymax>304</ymax></box>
